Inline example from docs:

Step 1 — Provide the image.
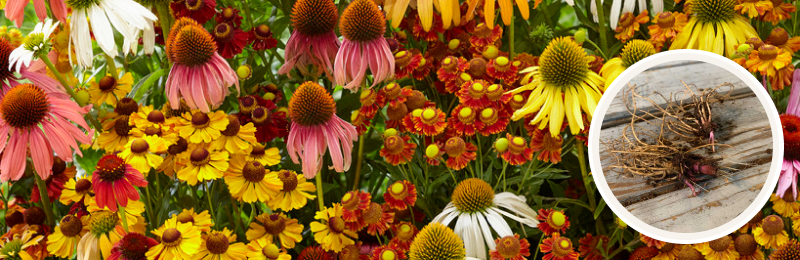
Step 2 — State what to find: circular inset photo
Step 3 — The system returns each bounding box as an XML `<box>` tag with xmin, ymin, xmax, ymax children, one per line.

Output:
<box><xmin>588</xmin><ymin>50</ymin><xmax>783</xmax><ymax>243</ymax></box>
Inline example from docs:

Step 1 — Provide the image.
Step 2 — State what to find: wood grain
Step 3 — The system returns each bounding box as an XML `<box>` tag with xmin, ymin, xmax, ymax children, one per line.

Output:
<box><xmin>599</xmin><ymin>61</ymin><xmax>773</xmax><ymax>232</ymax></box>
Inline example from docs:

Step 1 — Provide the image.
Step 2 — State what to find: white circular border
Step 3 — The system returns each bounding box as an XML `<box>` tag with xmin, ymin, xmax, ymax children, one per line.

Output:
<box><xmin>588</xmin><ymin>49</ymin><xmax>784</xmax><ymax>244</ymax></box>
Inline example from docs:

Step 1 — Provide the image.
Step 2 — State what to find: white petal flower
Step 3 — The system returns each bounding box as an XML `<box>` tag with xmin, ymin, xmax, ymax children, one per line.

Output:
<box><xmin>591</xmin><ymin>0</ymin><xmax>662</xmax><ymax>29</ymax></box>
<box><xmin>8</xmin><ymin>18</ymin><xmax>59</xmax><ymax>73</ymax></box>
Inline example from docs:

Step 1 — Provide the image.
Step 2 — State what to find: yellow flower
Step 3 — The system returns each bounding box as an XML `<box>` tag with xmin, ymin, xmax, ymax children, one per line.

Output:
<box><xmin>78</xmin><ymin>211</ymin><xmax>125</xmax><ymax>260</ymax></box>
<box><xmin>745</xmin><ymin>44</ymin><xmax>792</xmax><ymax>77</ymax></box>
<box><xmin>59</xmin><ymin>177</ymin><xmax>94</xmax><ymax>205</ymax></box>
<box><xmin>600</xmin><ymin>40</ymin><xmax>656</xmax><ymax>84</ymax></box>
<box><xmin>695</xmin><ymin>235</ymin><xmax>739</xmax><ymax>260</ymax></box>
<box><xmin>171</xmin><ymin>208</ymin><xmax>215</xmax><ymax>233</ymax></box>
<box><xmin>0</xmin><ymin>230</ymin><xmax>43</xmax><ymax>260</ymax></box>
<box><xmin>670</xmin><ymin>0</ymin><xmax>758</xmax><ymax>56</ymax></box>
<box><xmin>246</xmin><ymin>213</ymin><xmax>304</xmax><ymax>249</ymax></box>
<box><xmin>87</xmin><ymin>198</ymin><xmax>146</xmax><ymax>229</ymax></box>
<box><xmin>89</xmin><ymin>73</ymin><xmax>133</xmax><ymax>107</ymax></box>
<box><xmin>212</xmin><ymin>115</ymin><xmax>258</xmax><ymax>155</ymax></box>
<box><xmin>147</xmin><ymin>218</ymin><xmax>203</xmax><ymax>260</ymax></box>
<box><xmin>192</xmin><ymin>228</ymin><xmax>248</xmax><ymax>260</ymax></box>
<box><xmin>118</xmin><ymin>135</ymin><xmax>169</xmax><ymax>174</ymax></box>
<box><xmin>734</xmin><ymin>0</ymin><xmax>773</xmax><ymax>18</ymax></box>
<box><xmin>652</xmin><ymin>243</ymin><xmax>683</xmax><ymax>260</ymax></box>
<box><xmin>245</xmin><ymin>238</ymin><xmax>292</xmax><ymax>260</ymax></box>
<box><xmin>483</xmin><ymin>0</ymin><xmax>530</xmax><ymax>28</ymax></box>
<box><xmin>385</xmin><ymin>0</ymin><xmax>461</xmax><ymax>31</ymax></box>
<box><xmin>614</xmin><ymin>11</ymin><xmax>650</xmax><ymax>43</ymax></box>
<box><xmin>268</xmin><ymin>170</ymin><xmax>317</xmax><ymax>211</ymax></box>
<box><xmin>97</xmin><ymin>113</ymin><xmax>135</xmax><ymax>152</ymax></box>
<box><xmin>310</xmin><ymin>203</ymin><xmax>358</xmax><ymax>252</ymax></box>
<box><xmin>771</xmin><ymin>194</ymin><xmax>800</xmax><ymax>217</ymax></box>
<box><xmin>224</xmin><ymin>154</ymin><xmax>282</xmax><ymax>203</ymax></box>
<box><xmin>647</xmin><ymin>12</ymin><xmax>689</xmax><ymax>49</ymax></box>
<box><xmin>178</xmin><ymin>110</ymin><xmax>230</xmax><ymax>144</ymax></box>
<box><xmin>47</xmin><ymin>215</ymin><xmax>90</xmax><ymax>258</ymax></box>
<box><xmin>508</xmin><ymin>37</ymin><xmax>605</xmax><ymax>137</ymax></box>
<box><xmin>248</xmin><ymin>143</ymin><xmax>281</xmax><ymax>166</ymax></box>
<box><xmin>157</xmin><ymin>137</ymin><xmax>190</xmax><ymax>177</ymax></box>
<box><xmin>752</xmin><ymin>215</ymin><xmax>789</xmax><ymax>249</ymax></box>
<box><xmin>177</xmin><ymin>147</ymin><xmax>229</xmax><ymax>185</ymax></box>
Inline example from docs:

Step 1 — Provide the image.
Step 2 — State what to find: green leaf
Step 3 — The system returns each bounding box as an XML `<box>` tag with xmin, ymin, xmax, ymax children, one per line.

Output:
<box><xmin>130</xmin><ymin>68</ymin><xmax>166</xmax><ymax>100</ymax></box>
<box><xmin>594</xmin><ymin>198</ymin><xmax>606</xmax><ymax>219</ymax></box>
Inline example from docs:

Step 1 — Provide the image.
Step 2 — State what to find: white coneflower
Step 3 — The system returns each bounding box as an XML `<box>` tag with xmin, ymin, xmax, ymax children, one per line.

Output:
<box><xmin>431</xmin><ymin>178</ymin><xmax>539</xmax><ymax>260</ymax></box>
<box><xmin>66</xmin><ymin>0</ymin><xmax>158</xmax><ymax>67</ymax></box>
<box><xmin>591</xmin><ymin>0</ymin><xmax>663</xmax><ymax>29</ymax></box>
<box><xmin>8</xmin><ymin>18</ymin><xmax>59</xmax><ymax>73</ymax></box>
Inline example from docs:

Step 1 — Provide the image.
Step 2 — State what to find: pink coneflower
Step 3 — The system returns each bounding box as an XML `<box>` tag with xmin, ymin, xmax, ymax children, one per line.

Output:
<box><xmin>278</xmin><ymin>0</ymin><xmax>341</xmax><ymax>79</ymax></box>
<box><xmin>92</xmin><ymin>154</ymin><xmax>147</xmax><ymax>212</ymax></box>
<box><xmin>287</xmin><ymin>81</ymin><xmax>358</xmax><ymax>178</ymax></box>
<box><xmin>334</xmin><ymin>0</ymin><xmax>395</xmax><ymax>91</ymax></box>
<box><xmin>164</xmin><ymin>18</ymin><xmax>239</xmax><ymax>113</ymax></box>
<box><xmin>0</xmin><ymin>84</ymin><xmax>93</xmax><ymax>182</ymax></box>
<box><xmin>1</xmin><ymin>40</ymin><xmax>67</xmax><ymax>99</ymax></box>
<box><xmin>778</xmin><ymin>69</ymin><xmax>800</xmax><ymax>200</ymax></box>
<box><xmin>3</xmin><ymin>0</ymin><xmax>67</xmax><ymax>28</ymax></box>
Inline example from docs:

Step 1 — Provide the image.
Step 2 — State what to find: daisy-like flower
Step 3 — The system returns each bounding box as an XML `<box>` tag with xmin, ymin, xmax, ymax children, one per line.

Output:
<box><xmin>92</xmin><ymin>154</ymin><xmax>147</xmax><ymax>211</ymax></box>
<box><xmin>753</xmin><ymin>214</ymin><xmax>789</xmax><ymax>249</ymax></box>
<box><xmin>77</xmin><ymin>211</ymin><xmax>124</xmax><ymax>260</ymax></box>
<box><xmin>108</xmin><ymin>232</ymin><xmax>159</xmax><ymax>260</ymax></box>
<box><xmin>537</xmin><ymin>209</ymin><xmax>570</xmax><ymax>235</ymax></box>
<box><xmin>540</xmin><ymin>233</ymin><xmax>579</xmax><ymax>260</ymax></box>
<box><xmin>408</xmin><ymin>223</ymin><xmax>466</xmax><ymax>260</ymax></box>
<box><xmin>246</xmin><ymin>213</ymin><xmax>304</xmax><ymax>249</ymax></box>
<box><xmin>489</xmin><ymin>234</ymin><xmax>530</xmax><ymax>260</ymax></box>
<box><xmin>481</xmin><ymin>0</ymin><xmax>529</xmax><ymax>28</ymax></box>
<box><xmin>98</xmin><ymin>113</ymin><xmax>135</xmax><ymax>152</ymax></box>
<box><xmin>278</xmin><ymin>0</ymin><xmax>340</xmax><ymax>79</ymax></box>
<box><xmin>334</xmin><ymin>0</ymin><xmax>394</xmax><ymax>91</ymax></box>
<box><xmin>89</xmin><ymin>73</ymin><xmax>134</xmax><ymax>107</ymax></box>
<box><xmin>0</xmin><ymin>88</ymin><xmax>93</xmax><ymax>182</ymax></box>
<box><xmin>670</xmin><ymin>0</ymin><xmax>758</xmax><ymax>56</ymax></box>
<box><xmin>247</xmin><ymin>143</ymin><xmax>281</xmax><ymax>166</ymax></box>
<box><xmin>170</xmin><ymin>208</ymin><xmax>214</xmax><ymax>233</ymax></box>
<box><xmin>47</xmin><ymin>215</ymin><xmax>89</xmax><ymax>258</ymax></box>
<box><xmin>384</xmin><ymin>180</ymin><xmax>417</xmax><ymax>211</ymax></box>
<box><xmin>614</xmin><ymin>11</ymin><xmax>650</xmax><ymax>43</ymax></box>
<box><xmin>648</xmin><ymin>12</ymin><xmax>689</xmax><ymax>49</ymax></box>
<box><xmin>8</xmin><ymin>19</ymin><xmax>59</xmax><ymax>73</ymax></box>
<box><xmin>499</xmin><ymin>135</ymin><xmax>534</xmax><ymax>165</ymax></box>
<box><xmin>158</xmin><ymin>137</ymin><xmax>190</xmax><ymax>177</ymax></box>
<box><xmin>380</xmin><ymin>134</ymin><xmax>417</xmax><ymax>165</ymax></box>
<box><xmin>772</xmin><ymin>240</ymin><xmax>800</xmax><ymax>260</ymax></box>
<box><xmin>745</xmin><ymin>44</ymin><xmax>791</xmax><ymax>77</ymax></box>
<box><xmin>60</xmin><ymin>176</ymin><xmax>94</xmax><ymax>205</ymax></box>
<box><xmin>67</xmin><ymin>0</ymin><xmax>157</xmax><ymax>67</ymax></box>
<box><xmin>509</xmin><ymin>37</ymin><xmax>604</xmax><ymax>137</ymax></box>
<box><xmin>287</xmin><ymin>81</ymin><xmax>357</xmax><ymax>178</ymax></box>
<box><xmin>432</xmin><ymin>178</ymin><xmax>539</xmax><ymax>259</ymax></box>
<box><xmin>438</xmin><ymin>56</ymin><xmax>470</xmax><ymax>89</ymax></box>
<box><xmin>735</xmin><ymin>0</ymin><xmax>773</xmax><ymax>18</ymax></box>
<box><xmin>578</xmin><ymin>234</ymin><xmax>609</xmax><ymax>260</ymax></box>
<box><xmin>170</xmin><ymin>0</ymin><xmax>216</xmax><ymax>24</ymax></box>
<box><xmin>298</xmin><ymin>245</ymin><xmax>336</xmax><ymax>260</ymax></box>
<box><xmin>213</xmin><ymin>22</ymin><xmax>250</xmax><ymax>59</ymax></box>
<box><xmin>597</xmin><ymin>0</ymin><xmax>663</xmax><ymax>29</ymax></box>
<box><xmin>224</xmin><ymin>155</ymin><xmax>282</xmax><ymax>203</ymax></box>
<box><xmin>409</xmin><ymin>107</ymin><xmax>447</xmax><ymax>136</ymax></box>
<box><xmin>118</xmin><ymin>135</ymin><xmax>169</xmax><ymax>174</ymax></box>
<box><xmin>487</xmin><ymin>57</ymin><xmax>519</xmax><ymax>83</ymax></box>
<box><xmin>458</xmin><ymin>80</ymin><xmax>493</xmax><ymax>109</ymax></box>
<box><xmin>246</xmin><ymin>238</ymin><xmax>292</xmax><ymax>260</ymax></box>
<box><xmin>193</xmin><ymin>228</ymin><xmax>247</xmax><ymax>260</ymax></box>
<box><xmin>357</xmin><ymin>203</ymin><xmax>394</xmax><ymax>235</ymax></box>
<box><xmin>389</xmin><ymin>221</ymin><xmax>417</xmax><ymax>252</ymax></box>
<box><xmin>394</xmin><ymin>50</ymin><xmax>423</xmax><ymax>80</ymax></box>
<box><xmin>251</xmin><ymin>25</ymin><xmax>278</xmax><ymax>51</ymax></box>
<box><xmin>365</xmin><ymin>244</ymin><xmax>401</xmax><ymax>260</ymax></box>
<box><xmin>733</xmin><ymin>234</ymin><xmax>764</xmax><ymax>260</ymax></box>
<box><xmin>778</xmin><ymin>69</ymin><xmax>800</xmax><ymax>199</ymax></box>
<box><xmin>165</xmin><ymin>18</ymin><xmax>238</xmax><ymax>112</ymax></box>
<box><xmin>341</xmin><ymin>190</ymin><xmax>371</xmax><ymax>224</ymax></box>
<box><xmin>652</xmin><ymin>243</ymin><xmax>683</xmax><ymax>260</ymax></box>
<box><xmin>146</xmin><ymin>217</ymin><xmax>203</xmax><ymax>259</ymax></box>
<box><xmin>696</xmin><ymin>235</ymin><xmax>739</xmax><ymax>259</ymax></box>
<box><xmin>449</xmin><ymin>105</ymin><xmax>484</xmax><ymax>136</ymax></box>
<box><xmin>0</xmin><ymin>230</ymin><xmax>44</xmax><ymax>260</ymax></box>
<box><xmin>771</xmin><ymin>194</ymin><xmax>800</xmax><ymax>217</ymax></box>
<box><xmin>310</xmin><ymin>203</ymin><xmax>358</xmax><ymax>252</ymax></box>
<box><xmin>760</xmin><ymin>0</ymin><xmax>796</xmax><ymax>24</ymax></box>
<box><xmin>178</xmin><ymin>110</ymin><xmax>230</xmax><ymax>144</ymax></box>
<box><xmin>176</xmin><ymin>147</ymin><xmax>229</xmax><ymax>185</ymax></box>
<box><xmin>268</xmin><ymin>170</ymin><xmax>317</xmax><ymax>211</ymax></box>
<box><xmin>531</xmin><ymin>127</ymin><xmax>564</xmax><ymax>164</ymax></box>
<box><xmin>444</xmin><ymin>137</ymin><xmax>477</xmax><ymax>170</ymax></box>
<box><xmin>600</xmin><ymin>40</ymin><xmax>656</xmax><ymax>84</ymax></box>
<box><xmin>765</xmin><ymin>28</ymin><xmax>800</xmax><ymax>54</ymax></box>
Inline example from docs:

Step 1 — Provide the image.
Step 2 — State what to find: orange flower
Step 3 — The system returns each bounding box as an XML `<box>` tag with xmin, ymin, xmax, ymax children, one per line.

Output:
<box><xmin>379</xmin><ymin>135</ymin><xmax>417</xmax><ymax>165</ymax></box>
<box><xmin>394</xmin><ymin>50</ymin><xmax>423</xmax><ymax>80</ymax></box>
<box><xmin>745</xmin><ymin>44</ymin><xmax>792</xmax><ymax>77</ymax></box>
<box><xmin>735</xmin><ymin>0</ymin><xmax>773</xmax><ymax>18</ymax></box>
<box><xmin>341</xmin><ymin>191</ymin><xmax>371</xmax><ymax>223</ymax></box>
<box><xmin>389</xmin><ymin>222</ymin><xmax>417</xmax><ymax>252</ymax></box>
<box><xmin>530</xmin><ymin>127</ymin><xmax>563</xmax><ymax>164</ymax></box>
<box><xmin>449</xmin><ymin>105</ymin><xmax>484</xmax><ymax>136</ymax></box>
<box><xmin>384</xmin><ymin>180</ymin><xmax>417</xmax><ymax>211</ymax></box>
<box><xmin>458</xmin><ymin>80</ymin><xmax>494</xmax><ymax>109</ymax></box>
<box><xmin>409</xmin><ymin>107</ymin><xmax>447</xmax><ymax>136</ymax></box>
<box><xmin>444</xmin><ymin>136</ymin><xmax>477</xmax><ymax>170</ymax></box>
<box><xmin>614</xmin><ymin>11</ymin><xmax>650</xmax><ymax>43</ymax></box>
<box><xmin>760</xmin><ymin>0</ymin><xmax>796</xmax><ymax>24</ymax></box>
<box><xmin>770</xmin><ymin>64</ymin><xmax>795</xmax><ymax>91</ymax></box>
<box><xmin>437</xmin><ymin>56</ymin><xmax>470</xmax><ymax>87</ymax></box>
<box><xmin>647</xmin><ymin>12</ymin><xmax>688</xmax><ymax>49</ymax></box>
<box><xmin>499</xmin><ymin>134</ymin><xmax>533</xmax><ymax>166</ymax></box>
<box><xmin>640</xmin><ymin>234</ymin><xmax>667</xmax><ymax>248</ymax></box>
<box><xmin>578</xmin><ymin>234</ymin><xmax>609</xmax><ymax>260</ymax></box>
<box><xmin>490</xmin><ymin>234</ymin><xmax>531</xmax><ymax>260</ymax></box>
<box><xmin>764</xmin><ymin>28</ymin><xmax>800</xmax><ymax>54</ymax></box>
<box><xmin>477</xmin><ymin>106</ymin><xmax>510</xmax><ymax>136</ymax></box>
<box><xmin>540</xmin><ymin>233</ymin><xmax>579</xmax><ymax>260</ymax></box>
<box><xmin>486</xmin><ymin>56</ymin><xmax>519</xmax><ymax>83</ymax></box>
<box><xmin>537</xmin><ymin>209</ymin><xmax>570</xmax><ymax>235</ymax></box>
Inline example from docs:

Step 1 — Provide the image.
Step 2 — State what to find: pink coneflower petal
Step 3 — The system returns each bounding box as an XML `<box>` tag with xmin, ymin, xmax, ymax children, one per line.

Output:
<box><xmin>0</xmin><ymin>129</ymin><xmax>28</xmax><ymax>182</ymax></box>
<box><xmin>50</xmin><ymin>0</ymin><xmax>67</xmax><ymax>24</ymax></box>
<box><xmin>778</xmin><ymin>160</ymin><xmax>796</xmax><ymax>199</ymax></box>
<box><xmin>4</xmin><ymin>0</ymin><xmax>27</xmax><ymax>28</ymax></box>
<box><xmin>33</xmin><ymin>0</ymin><xmax>47</xmax><ymax>22</ymax></box>
<box><xmin>28</xmin><ymin>128</ymin><xmax>54</xmax><ymax>179</ymax></box>
<box><xmin>787</xmin><ymin>69</ymin><xmax>800</xmax><ymax>116</ymax></box>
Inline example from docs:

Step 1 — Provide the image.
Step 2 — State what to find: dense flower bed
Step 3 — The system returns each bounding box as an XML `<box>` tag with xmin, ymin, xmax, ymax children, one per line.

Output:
<box><xmin>0</xmin><ymin>0</ymin><xmax>798</xmax><ymax>259</ymax></box>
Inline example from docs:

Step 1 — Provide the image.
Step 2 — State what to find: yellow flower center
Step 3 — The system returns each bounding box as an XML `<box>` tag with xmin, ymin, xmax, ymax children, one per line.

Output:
<box><xmin>495</xmin><ymin>236</ymin><xmax>522</xmax><ymax>258</ymax></box>
<box><xmin>390</xmin><ymin>182</ymin><xmax>408</xmax><ymax>199</ymax></box>
<box><xmin>539</xmin><ymin>37</ymin><xmax>590</xmax><ymax>88</ymax></box>
<box><xmin>262</xmin><ymin>244</ymin><xmax>281</xmax><ymax>259</ymax></box>
<box><xmin>89</xmin><ymin>211</ymin><xmax>119</xmax><ymax>235</ymax></box>
<box><xmin>451</xmin><ymin>178</ymin><xmax>494</xmax><ymax>213</ymax></box>
<box><xmin>479</xmin><ymin>108</ymin><xmax>498</xmax><ymax>125</ymax></box>
<box><xmin>381</xmin><ymin>250</ymin><xmax>397</xmax><ymax>260</ymax></box>
<box><xmin>421</xmin><ymin>108</ymin><xmax>438</xmax><ymax>124</ymax></box>
<box><xmin>408</xmin><ymin>223</ymin><xmax>465</xmax><ymax>260</ymax></box>
<box><xmin>553</xmin><ymin>237</ymin><xmax>573</xmax><ymax>257</ymax></box>
<box><xmin>621</xmin><ymin>40</ymin><xmax>656</xmax><ymax>68</ymax></box>
<box><xmin>694</xmin><ymin>0</ymin><xmax>736</xmax><ymax>23</ymax></box>
<box><xmin>1</xmin><ymin>84</ymin><xmax>50</xmax><ymax>129</ymax></box>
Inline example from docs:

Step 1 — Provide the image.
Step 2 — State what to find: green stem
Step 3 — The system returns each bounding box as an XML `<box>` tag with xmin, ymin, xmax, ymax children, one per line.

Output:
<box><xmin>352</xmin><ymin>134</ymin><xmax>365</xmax><ymax>190</ymax></box>
<box><xmin>593</xmin><ymin>0</ymin><xmax>609</xmax><ymax>51</ymax></box>
<box><xmin>205</xmin><ymin>182</ymin><xmax>216</xmax><ymax>226</ymax></box>
<box><xmin>142</xmin><ymin>185</ymin><xmax>155</xmax><ymax>227</ymax></box>
<box><xmin>155</xmin><ymin>3</ymin><xmax>174</xmax><ymax>68</ymax></box>
<box><xmin>577</xmin><ymin>142</ymin><xmax>606</xmax><ymax>235</ymax></box>
<box><xmin>230</xmin><ymin>197</ymin><xmax>244</xmax><ymax>236</ymax></box>
<box><xmin>105</xmin><ymin>54</ymin><xmax>118</xmax><ymax>80</ymax></box>
<box><xmin>241</xmin><ymin>0</ymin><xmax>256</xmax><ymax>29</ymax></box>
<box><xmin>495</xmin><ymin>161</ymin><xmax>509</xmax><ymax>191</ymax></box>
<box><xmin>509</xmin><ymin>12</ymin><xmax>515</xmax><ymax>59</ymax></box>
<box><xmin>316</xmin><ymin>171</ymin><xmax>325</xmax><ymax>210</ymax></box>
<box><xmin>40</xmin><ymin>55</ymin><xmax>103</xmax><ymax>130</ymax></box>
<box><xmin>33</xmin><ymin>173</ymin><xmax>55</xmax><ymax>227</ymax></box>
<box><xmin>585</xmin><ymin>38</ymin><xmax>608</xmax><ymax>60</ymax></box>
<box><xmin>118</xmin><ymin>204</ymin><xmax>130</xmax><ymax>232</ymax></box>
